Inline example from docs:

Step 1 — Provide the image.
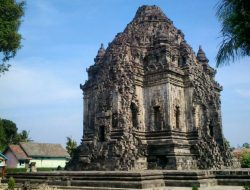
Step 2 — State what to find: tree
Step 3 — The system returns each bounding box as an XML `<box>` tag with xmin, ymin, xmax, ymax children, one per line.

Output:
<box><xmin>0</xmin><ymin>120</ymin><xmax>6</xmax><ymax>150</ymax></box>
<box><xmin>241</xmin><ymin>151</ymin><xmax>250</xmax><ymax>168</ymax></box>
<box><xmin>0</xmin><ymin>118</ymin><xmax>31</xmax><ymax>151</ymax></box>
<box><xmin>18</xmin><ymin>130</ymin><xmax>30</xmax><ymax>142</ymax></box>
<box><xmin>216</xmin><ymin>0</ymin><xmax>250</xmax><ymax>67</ymax></box>
<box><xmin>0</xmin><ymin>0</ymin><xmax>25</xmax><ymax>75</ymax></box>
<box><xmin>1</xmin><ymin>119</ymin><xmax>18</xmax><ymax>144</ymax></box>
<box><xmin>66</xmin><ymin>137</ymin><xmax>77</xmax><ymax>157</ymax></box>
<box><xmin>243</xmin><ymin>143</ymin><xmax>250</xmax><ymax>148</ymax></box>
<box><xmin>14</xmin><ymin>129</ymin><xmax>31</xmax><ymax>143</ymax></box>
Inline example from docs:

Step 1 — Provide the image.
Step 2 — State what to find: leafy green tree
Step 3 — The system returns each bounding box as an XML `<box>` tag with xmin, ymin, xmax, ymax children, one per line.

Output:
<box><xmin>0</xmin><ymin>118</ymin><xmax>31</xmax><ymax>151</ymax></box>
<box><xmin>66</xmin><ymin>136</ymin><xmax>77</xmax><ymax>157</ymax></box>
<box><xmin>241</xmin><ymin>151</ymin><xmax>250</xmax><ymax>168</ymax></box>
<box><xmin>0</xmin><ymin>0</ymin><xmax>25</xmax><ymax>75</ymax></box>
<box><xmin>18</xmin><ymin>130</ymin><xmax>30</xmax><ymax>142</ymax></box>
<box><xmin>14</xmin><ymin>129</ymin><xmax>31</xmax><ymax>143</ymax></box>
<box><xmin>1</xmin><ymin>119</ymin><xmax>18</xmax><ymax>144</ymax></box>
<box><xmin>243</xmin><ymin>143</ymin><xmax>250</xmax><ymax>148</ymax></box>
<box><xmin>0</xmin><ymin>120</ymin><xmax>6</xmax><ymax>150</ymax></box>
<box><xmin>216</xmin><ymin>0</ymin><xmax>250</xmax><ymax>67</ymax></box>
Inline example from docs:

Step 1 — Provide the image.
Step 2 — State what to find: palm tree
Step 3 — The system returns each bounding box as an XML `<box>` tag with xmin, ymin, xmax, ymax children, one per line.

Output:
<box><xmin>66</xmin><ymin>137</ymin><xmax>77</xmax><ymax>157</ymax></box>
<box><xmin>18</xmin><ymin>130</ymin><xmax>32</xmax><ymax>142</ymax></box>
<box><xmin>216</xmin><ymin>0</ymin><xmax>250</xmax><ymax>67</ymax></box>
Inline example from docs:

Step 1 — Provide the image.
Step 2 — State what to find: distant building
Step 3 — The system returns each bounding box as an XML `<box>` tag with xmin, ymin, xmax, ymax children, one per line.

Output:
<box><xmin>3</xmin><ymin>144</ymin><xmax>30</xmax><ymax>168</ymax></box>
<box><xmin>3</xmin><ymin>142</ymin><xmax>70</xmax><ymax>168</ymax></box>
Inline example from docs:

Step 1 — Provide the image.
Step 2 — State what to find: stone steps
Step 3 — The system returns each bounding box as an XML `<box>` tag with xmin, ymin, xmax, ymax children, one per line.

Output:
<box><xmin>2</xmin><ymin>169</ymin><xmax>250</xmax><ymax>189</ymax></box>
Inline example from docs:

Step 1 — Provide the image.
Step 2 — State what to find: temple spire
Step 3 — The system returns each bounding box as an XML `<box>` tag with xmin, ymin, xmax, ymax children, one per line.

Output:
<box><xmin>94</xmin><ymin>43</ymin><xmax>106</xmax><ymax>63</ymax></box>
<box><xmin>197</xmin><ymin>45</ymin><xmax>209</xmax><ymax>64</ymax></box>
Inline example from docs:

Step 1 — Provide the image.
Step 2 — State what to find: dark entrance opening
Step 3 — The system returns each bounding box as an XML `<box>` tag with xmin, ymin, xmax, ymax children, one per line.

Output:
<box><xmin>175</xmin><ymin>106</ymin><xmax>180</xmax><ymax>129</ymax></box>
<box><xmin>131</xmin><ymin>102</ymin><xmax>138</xmax><ymax>128</ymax></box>
<box><xmin>157</xmin><ymin>155</ymin><xmax>168</xmax><ymax>169</ymax></box>
<box><xmin>154</xmin><ymin>106</ymin><xmax>161</xmax><ymax>130</ymax></box>
<box><xmin>99</xmin><ymin>126</ymin><xmax>105</xmax><ymax>142</ymax></box>
<box><xmin>209</xmin><ymin>124</ymin><xmax>213</xmax><ymax>137</ymax></box>
<box><xmin>182</xmin><ymin>57</ymin><xmax>186</xmax><ymax>66</ymax></box>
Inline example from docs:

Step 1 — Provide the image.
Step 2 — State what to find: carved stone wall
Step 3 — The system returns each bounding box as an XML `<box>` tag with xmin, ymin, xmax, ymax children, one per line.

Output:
<box><xmin>66</xmin><ymin>5</ymin><xmax>236</xmax><ymax>171</ymax></box>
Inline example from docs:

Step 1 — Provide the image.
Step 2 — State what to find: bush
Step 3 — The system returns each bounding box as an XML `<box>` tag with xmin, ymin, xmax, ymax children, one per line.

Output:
<box><xmin>0</xmin><ymin>168</ymin><xmax>24</xmax><ymax>177</ymax></box>
<box><xmin>6</xmin><ymin>168</ymin><xmax>26</xmax><ymax>173</ymax></box>
<box><xmin>241</xmin><ymin>152</ymin><xmax>250</xmax><ymax>168</ymax></box>
<box><xmin>243</xmin><ymin>184</ymin><xmax>250</xmax><ymax>190</ymax></box>
<box><xmin>192</xmin><ymin>184</ymin><xmax>199</xmax><ymax>190</ymax></box>
<box><xmin>37</xmin><ymin>167</ymin><xmax>56</xmax><ymax>172</ymax></box>
<box><xmin>7</xmin><ymin>177</ymin><xmax>15</xmax><ymax>190</ymax></box>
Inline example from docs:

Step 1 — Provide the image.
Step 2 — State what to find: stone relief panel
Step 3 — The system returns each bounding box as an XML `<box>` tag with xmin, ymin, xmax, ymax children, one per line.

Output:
<box><xmin>169</xmin><ymin>85</ymin><xmax>186</xmax><ymax>131</ymax></box>
<box><xmin>193</xmin><ymin>104</ymin><xmax>204</xmax><ymax>129</ymax></box>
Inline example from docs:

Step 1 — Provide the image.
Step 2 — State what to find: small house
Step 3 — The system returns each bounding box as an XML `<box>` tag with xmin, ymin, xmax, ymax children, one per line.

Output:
<box><xmin>3</xmin><ymin>144</ymin><xmax>30</xmax><ymax>168</ymax></box>
<box><xmin>4</xmin><ymin>142</ymin><xmax>70</xmax><ymax>169</ymax></box>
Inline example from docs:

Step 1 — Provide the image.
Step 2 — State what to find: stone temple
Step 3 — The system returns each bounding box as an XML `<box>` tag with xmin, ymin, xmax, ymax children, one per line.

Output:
<box><xmin>66</xmin><ymin>5</ymin><xmax>235</xmax><ymax>171</ymax></box>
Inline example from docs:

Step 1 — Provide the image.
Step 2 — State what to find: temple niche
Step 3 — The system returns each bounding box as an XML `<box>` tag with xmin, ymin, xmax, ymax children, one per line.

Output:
<box><xmin>66</xmin><ymin>5</ymin><xmax>236</xmax><ymax>171</ymax></box>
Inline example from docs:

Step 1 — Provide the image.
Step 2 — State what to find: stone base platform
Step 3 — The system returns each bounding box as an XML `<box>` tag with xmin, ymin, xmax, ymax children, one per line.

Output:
<box><xmin>2</xmin><ymin>169</ymin><xmax>250</xmax><ymax>189</ymax></box>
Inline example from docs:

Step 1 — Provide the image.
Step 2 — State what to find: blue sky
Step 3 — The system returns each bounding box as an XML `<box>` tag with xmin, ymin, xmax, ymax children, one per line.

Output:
<box><xmin>0</xmin><ymin>0</ymin><xmax>249</xmax><ymax>147</ymax></box>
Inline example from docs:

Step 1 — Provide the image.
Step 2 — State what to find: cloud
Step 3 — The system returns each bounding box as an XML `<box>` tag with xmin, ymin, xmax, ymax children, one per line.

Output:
<box><xmin>20</xmin><ymin>111</ymin><xmax>83</xmax><ymax>145</ymax></box>
<box><xmin>236</xmin><ymin>89</ymin><xmax>250</xmax><ymax>98</ymax></box>
<box><xmin>0</xmin><ymin>64</ymin><xmax>80</xmax><ymax>108</ymax></box>
<box><xmin>0</xmin><ymin>57</ymin><xmax>83</xmax><ymax>146</ymax></box>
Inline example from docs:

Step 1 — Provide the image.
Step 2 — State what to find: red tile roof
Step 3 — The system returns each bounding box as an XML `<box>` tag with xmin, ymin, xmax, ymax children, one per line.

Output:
<box><xmin>20</xmin><ymin>142</ymin><xmax>70</xmax><ymax>158</ymax></box>
<box><xmin>4</xmin><ymin>143</ymin><xmax>70</xmax><ymax>160</ymax></box>
<box><xmin>8</xmin><ymin>145</ymin><xmax>31</xmax><ymax>160</ymax></box>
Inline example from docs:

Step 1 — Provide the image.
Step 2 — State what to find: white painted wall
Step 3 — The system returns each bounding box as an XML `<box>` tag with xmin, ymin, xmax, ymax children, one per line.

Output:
<box><xmin>30</xmin><ymin>157</ymin><xmax>68</xmax><ymax>168</ymax></box>
<box><xmin>0</xmin><ymin>160</ymin><xmax>6</xmax><ymax>167</ymax></box>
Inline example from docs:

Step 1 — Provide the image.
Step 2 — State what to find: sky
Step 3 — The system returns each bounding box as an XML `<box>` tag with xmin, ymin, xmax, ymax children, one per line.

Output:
<box><xmin>0</xmin><ymin>0</ymin><xmax>249</xmax><ymax>147</ymax></box>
